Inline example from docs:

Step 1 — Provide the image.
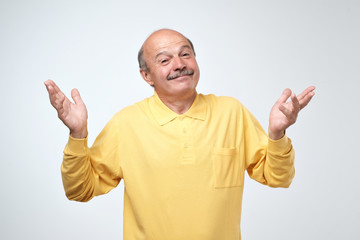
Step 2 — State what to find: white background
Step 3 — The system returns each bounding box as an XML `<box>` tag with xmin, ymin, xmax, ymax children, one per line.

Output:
<box><xmin>1</xmin><ymin>0</ymin><xmax>359</xmax><ymax>239</ymax></box>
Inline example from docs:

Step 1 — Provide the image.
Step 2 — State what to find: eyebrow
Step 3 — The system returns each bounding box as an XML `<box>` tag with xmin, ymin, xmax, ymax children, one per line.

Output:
<box><xmin>155</xmin><ymin>45</ymin><xmax>192</xmax><ymax>60</ymax></box>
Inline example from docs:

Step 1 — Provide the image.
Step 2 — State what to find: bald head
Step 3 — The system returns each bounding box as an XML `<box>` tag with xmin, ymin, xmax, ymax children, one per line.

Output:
<box><xmin>138</xmin><ymin>29</ymin><xmax>196</xmax><ymax>72</ymax></box>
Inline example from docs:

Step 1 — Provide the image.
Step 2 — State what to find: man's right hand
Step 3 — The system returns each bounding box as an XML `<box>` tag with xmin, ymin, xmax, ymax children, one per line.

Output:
<box><xmin>44</xmin><ymin>80</ymin><xmax>88</xmax><ymax>139</ymax></box>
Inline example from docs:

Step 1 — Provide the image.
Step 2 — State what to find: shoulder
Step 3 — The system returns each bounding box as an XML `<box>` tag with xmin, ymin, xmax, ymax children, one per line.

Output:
<box><xmin>200</xmin><ymin>93</ymin><xmax>244</xmax><ymax>110</ymax></box>
<box><xmin>200</xmin><ymin>94</ymin><xmax>256</xmax><ymax>123</ymax></box>
<box><xmin>109</xmin><ymin>97</ymin><xmax>151</xmax><ymax>124</ymax></box>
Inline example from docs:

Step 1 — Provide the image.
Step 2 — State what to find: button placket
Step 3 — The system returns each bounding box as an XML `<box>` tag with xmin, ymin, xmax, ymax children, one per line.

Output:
<box><xmin>179</xmin><ymin>117</ymin><xmax>194</xmax><ymax>164</ymax></box>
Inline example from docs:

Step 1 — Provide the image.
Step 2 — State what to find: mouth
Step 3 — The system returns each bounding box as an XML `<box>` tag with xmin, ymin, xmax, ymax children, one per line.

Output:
<box><xmin>167</xmin><ymin>70</ymin><xmax>194</xmax><ymax>81</ymax></box>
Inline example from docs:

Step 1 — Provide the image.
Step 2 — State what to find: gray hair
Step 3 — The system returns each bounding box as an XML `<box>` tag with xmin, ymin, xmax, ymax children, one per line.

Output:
<box><xmin>137</xmin><ymin>37</ymin><xmax>196</xmax><ymax>72</ymax></box>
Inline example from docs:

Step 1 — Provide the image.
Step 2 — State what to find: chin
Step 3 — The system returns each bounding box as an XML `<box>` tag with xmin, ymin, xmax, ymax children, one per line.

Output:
<box><xmin>173</xmin><ymin>84</ymin><xmax>198</xmax><ymax>97</ymax></box>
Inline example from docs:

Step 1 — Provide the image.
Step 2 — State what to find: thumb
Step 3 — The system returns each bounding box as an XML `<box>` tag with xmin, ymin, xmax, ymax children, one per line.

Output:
<box><xmin>71</xmin><ymin>88</ymin><xmax>84</xmax><ymax>105</ymax></box>
<box><xmin>277</xmin><ymin>88</ymin><xmax>292</xmax><ymax>104</ymax></box>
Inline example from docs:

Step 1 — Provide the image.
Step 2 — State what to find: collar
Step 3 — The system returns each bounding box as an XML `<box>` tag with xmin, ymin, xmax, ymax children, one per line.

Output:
<box><xmin>149</xmin><ymin>92</ymin><xmax>207</xmax><ymax>126</ymax></box>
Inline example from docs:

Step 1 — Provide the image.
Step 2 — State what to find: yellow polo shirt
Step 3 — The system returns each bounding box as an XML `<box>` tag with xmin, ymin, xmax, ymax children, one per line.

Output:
<box><xmin>62</xmin><ymin>93</ymin><xmax>294</xmax><ymax>240</ymax></box>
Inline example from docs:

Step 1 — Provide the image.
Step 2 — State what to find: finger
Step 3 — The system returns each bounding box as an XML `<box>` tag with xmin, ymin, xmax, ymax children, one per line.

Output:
<box><xmin>291</xmin><ymin>93</ymin><xmax>301</xmax><ymax>112</ymax></box>
<box><xmin>44</xmin><ymin>80</ymin><xmax>68</xmax><ymax>110</ymax></box>
<box><xmin>279</xmin><ymin>103</ymin><xmax>297</xmax><ymax>124</ymax></box>
<box><xmin>50</xmin><ymin>81</ymin><xmax>63</xmax><ymax>96</ymax></box>
<box><xmin>297</xmin><ymin>86</ymin><xmax>315</xmax><ymax>109</ymax></box>
<box><xmin>44</xmin><ymin>80</ymin><xmax>55</xmax><ymax>95</ymax></box>
<box><xmin>277</xmin><ymin>88</ymin><xmax>292</xmax><ymax>104</ymax></box>
<box><xmin>46</xmin><ymin>84</ymin><xmax>60</xmax><ymax>107</ymax></box>
<box><xmin>278</xmin><ymin>103</ymin><xmax>293</xmax><ymax>118</ymax></box>
<box><xmin>299</xmin><ymin>91</ymin><xmax>315</xmax><ymax>109</ymax></box>
<box><xmin>45</xmin><ymin>79</ymin><xmax>61</xmax><ymax>98</ymax></box>
<box><xmin>71</xmin><ymin>88</ymin><xmax>84</xmax><ymax>105</ymax></box>
<box><xmin>296</xmin><ymin>86</ymin><xmax>315</xmax><ymax>102</ymax></box>
<box><xmin>44</xmin><ymin>79</ymin><xmax>60</xmax><ymax>94</ymax></box>
<box><xmin>50</xmin><ymin>87</ymin><xmax>65</xmax><ymax>107</ymax></box>
<box><xmin>44</xmin><ymin>79</ymin><xmax>55</xmax><ymax>87</ymax></box>
<box><xmin>279</xmin><ymin>103</ymin><xmax>290</xmax><ymax>115</ymax></box>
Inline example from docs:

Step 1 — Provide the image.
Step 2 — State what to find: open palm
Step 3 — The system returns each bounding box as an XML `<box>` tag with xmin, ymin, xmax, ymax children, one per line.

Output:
<box><xmin>269</xmin><ymin>86</ymin><xmax>315</xmax><ymax>140</ymax></box>
<box><xmin>44</xmin><ymin>80</ymin><xmax>88</xmax><ymax>138</ymax></box>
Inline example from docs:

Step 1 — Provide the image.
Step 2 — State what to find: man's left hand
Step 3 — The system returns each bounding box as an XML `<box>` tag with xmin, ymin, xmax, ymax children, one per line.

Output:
<box><xmin>268</xmin><ymin>86</ymin><xmax>315</xmax><ymax>140</ymax></box>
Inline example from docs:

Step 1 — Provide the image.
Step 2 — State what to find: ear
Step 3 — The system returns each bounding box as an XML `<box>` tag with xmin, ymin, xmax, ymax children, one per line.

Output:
<box><xmin>140</xmin><ymin>69</ymin><xmax>154</xmax><ymax>86</ymax></box>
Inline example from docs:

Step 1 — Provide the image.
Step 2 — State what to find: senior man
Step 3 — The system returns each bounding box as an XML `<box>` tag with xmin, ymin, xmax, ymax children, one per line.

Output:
<box><xmin>45</xmin><ymin>29</ymin><xmax>315</xmax><ymax>240</ymax></box>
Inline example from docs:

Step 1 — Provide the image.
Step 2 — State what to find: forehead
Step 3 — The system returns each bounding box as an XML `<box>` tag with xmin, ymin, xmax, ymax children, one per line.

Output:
<box><xmin>143</xmin><ymin>30</ymin><xmax>191</xmax><ymax>58</ymax></box>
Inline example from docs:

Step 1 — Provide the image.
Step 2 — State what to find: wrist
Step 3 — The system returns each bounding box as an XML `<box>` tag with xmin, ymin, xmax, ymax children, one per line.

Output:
<box><xmin>70</xmin><ymin>127</ymin><xmax>88</xmax><ymax>139</ymax></box>
<box><xmin>268</xmin><ymin>129</ymin><xmax>285</xmax><ymax>141</ymax></box>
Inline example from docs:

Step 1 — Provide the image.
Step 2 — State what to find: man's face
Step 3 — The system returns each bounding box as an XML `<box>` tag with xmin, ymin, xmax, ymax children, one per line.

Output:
<box><xmin>140</xmin><ymin>30</ymin><xmax>200</xmax><ymax>100</ymax></box>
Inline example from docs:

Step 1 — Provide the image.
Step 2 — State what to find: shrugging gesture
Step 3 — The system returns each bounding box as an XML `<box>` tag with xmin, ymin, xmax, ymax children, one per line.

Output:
<box><xmin>44</xmin><ymin>80</ymin><xmax>88</xmax><ymax>139</ymax></box>
<box><xmin>268</xmin><ymin>86</ymin><xmax>315</xmax><ymax>140</ymax></box>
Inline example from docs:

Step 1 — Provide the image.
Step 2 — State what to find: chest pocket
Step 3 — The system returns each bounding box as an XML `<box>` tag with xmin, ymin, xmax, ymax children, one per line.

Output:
<box><xmin>213</xmin><ymin>147</ymin><xmax>243</xmax><ymax>188</ymax></box>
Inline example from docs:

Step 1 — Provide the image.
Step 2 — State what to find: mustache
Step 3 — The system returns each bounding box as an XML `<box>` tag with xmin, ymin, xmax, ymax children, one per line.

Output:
<box><xmin>167</xmin><ymin>69</ymin><xmax>194</xmax><ymax>80</ymax></box>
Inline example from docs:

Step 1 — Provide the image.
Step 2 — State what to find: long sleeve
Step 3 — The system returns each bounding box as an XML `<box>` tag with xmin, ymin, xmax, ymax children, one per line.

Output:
<box><xmin>242</xmin><ymin>105</ymin><xmax>295</xmax><ymax>188</ymax></box>
<box><xmin>61</xmin><ymin>116</ymin><xmax>123</xmax><ymax>202</ymax></box>
<box><xmin>246</xmin><ymin>135</ymin><xmax>295</xmax><ymax>188</ymax></box>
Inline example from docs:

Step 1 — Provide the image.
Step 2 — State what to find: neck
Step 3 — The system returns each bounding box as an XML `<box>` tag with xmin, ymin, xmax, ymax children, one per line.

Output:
<box><xmin>156</xmin><ymin>90</ymin><xmax>197</xmax><ymax>114</ymax></box>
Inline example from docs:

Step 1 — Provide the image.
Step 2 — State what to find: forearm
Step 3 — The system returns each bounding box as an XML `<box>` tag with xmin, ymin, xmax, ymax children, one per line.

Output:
<box><xmin>264</xmin><ymin>135</ymin><xmax>295</xmax><ymax>188</ymax></box>
<box><xmin>70</xmin><ymin>126</ymin><xmax>88</xmax><ymax>139</ymax></box>
<box><xmin>61</xmin><ymin>135</ymin><xmax>95</xmax><ymax>202</ymax></box>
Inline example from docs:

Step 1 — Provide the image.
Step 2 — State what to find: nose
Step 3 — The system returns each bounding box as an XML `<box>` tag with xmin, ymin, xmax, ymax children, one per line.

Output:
<box><xmin>172</xmin><ymin>57</ymin><xmax>186</xmax><ymax>71</ymax></box>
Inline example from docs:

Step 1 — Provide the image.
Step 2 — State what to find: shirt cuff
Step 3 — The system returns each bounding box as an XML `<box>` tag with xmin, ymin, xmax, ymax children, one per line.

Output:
<box><xmin>268</xmin><ymin>134</ymin><xmax>292</xmax><ymax>154</ymax></box>
<box><xmin>65</xmin><ymin>134</ymin><xmax>88</xmax><ymax>155</ymax></box>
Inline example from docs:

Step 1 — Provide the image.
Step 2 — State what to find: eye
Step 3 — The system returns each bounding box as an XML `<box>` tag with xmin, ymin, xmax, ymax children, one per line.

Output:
<box><xmin>182</xmin><ymin>52</ymin><xmax>190</xmax><ymax>57</ymax></box>
<box><xmin>160</xmin><ymin>59</ymin><xmax>169</xmax><ymax>64</ymax></box>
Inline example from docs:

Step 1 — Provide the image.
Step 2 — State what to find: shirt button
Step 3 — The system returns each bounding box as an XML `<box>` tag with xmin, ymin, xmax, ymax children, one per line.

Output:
<box><xmin>184</xmin><ymin>143</ymin><xmax>189</xmax><ymax>148</ymax></box>
<box><xmin>183</xmin><ymin>128</ymin><xmax>187</xmax><ymax>133</ymax></box>
<box><xmin>178</xmin><ymin>116</ymin><xmax>183</xmax><ymax>121</ymax></box>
